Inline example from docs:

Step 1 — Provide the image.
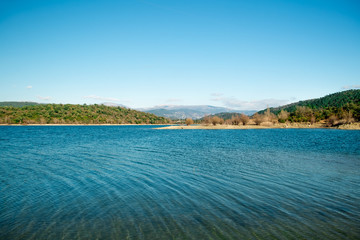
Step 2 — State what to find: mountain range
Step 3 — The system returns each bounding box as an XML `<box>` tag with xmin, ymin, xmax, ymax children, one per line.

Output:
<box><xmin>138</xmin><ymin>105</ymin><xmax>256</xmax><ymax>120</ymax></box>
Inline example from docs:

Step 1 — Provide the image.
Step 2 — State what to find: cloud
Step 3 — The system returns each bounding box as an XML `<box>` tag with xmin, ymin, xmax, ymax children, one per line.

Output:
<box><xmin>83</xmin><ymin>95</ymin><xmax>122</xmax><ymax>102</ymax></box>
<box><xmin>342</xmin><ymin>85</ymin><xmax>360</xmax><ymax>90</ymax></box>
<box><xmin>37</xmin><ymin>96</ymin><xmax>52</xmax><ymax>101</ymax></box>
<box><xmin>211</xmin><ymin>96</ymin><xmax>289</xmax><ymax>110</ymax></box>
<box><xmin>26</xmin><ymin>86</ymin><xmax>32</xmax><ymax>89</ymax></box>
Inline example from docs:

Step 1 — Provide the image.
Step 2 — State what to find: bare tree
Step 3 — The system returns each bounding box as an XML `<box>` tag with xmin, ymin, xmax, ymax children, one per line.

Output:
<box><xmin>342</xmin><ymin>110</ymin><xmax>354</xmax><ymax>124</ymax></box>
<box><xmin>252</xmin><ymin>113</ymin><xmax>264</xmax><ymax>125</ymax></box>
<box><xmin>203</xmin><ymin>115</ymin><xmax>211</xmax><ymax>125</ymax></box>
<box><xmin>264</xmin><ymin>108</ymin><xmax>278</xmax><ymax>123</ymax></box>
<box><xmin>239</xmin><ymin>114</ymin><xmax>250</xmax><ymax>125</ymax></box>
<box><xmin>231</xmin><ymin>115</ymin><xmax>241</xmax><ymax>125</ymax></box>
<box><xmin>185</xmin><ymin>118</ymin><xmax>194</xmax><ymax>126</ymax></box>
<box><xmin>327</xmin><ymin>115</ymin><xmax>338</xmax><ymax>127</ymax></box>
<box><xmin>211</xmin><ymin>116</ymin><xmax>221</xmax><ymax>126</ymax></box>
<box><xmin>219</xmin><ymin>118</ymin><xmax>224</xmax><ymax>125</ymax></box>
<box><xmin>278</xmin><ymin>110</ymin><xmax>290</xmax><ymax>123</ymax></box>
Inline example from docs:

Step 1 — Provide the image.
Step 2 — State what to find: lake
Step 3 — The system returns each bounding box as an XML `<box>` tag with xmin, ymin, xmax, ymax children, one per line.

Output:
<box><xmin>0</xmin><ymin>126</ymin><xmax>359</xmax><ymax>239</ymax></box>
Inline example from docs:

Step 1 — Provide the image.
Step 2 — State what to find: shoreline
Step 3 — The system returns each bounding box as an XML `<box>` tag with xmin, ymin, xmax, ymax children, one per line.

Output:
<box><xmin>1</xmin><ymin>123</ymin><xmax>359</xmax><ymax>130</ymax></box>
<box><xmin>0</xmin><ymin>124</ymin><xmax>174</xmax><ymax>126</ymax></box>
<box><xmin>155</xmin><ymin>122</ymin><xmax>360</xmax><ymax>130</ymax></box>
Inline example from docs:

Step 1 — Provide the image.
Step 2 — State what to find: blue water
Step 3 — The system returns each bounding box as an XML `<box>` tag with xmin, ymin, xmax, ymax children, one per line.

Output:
<box><xmin>0</xmin><ymin>126</ymin><xmax>359</xmax><ymax>239</ymax></box>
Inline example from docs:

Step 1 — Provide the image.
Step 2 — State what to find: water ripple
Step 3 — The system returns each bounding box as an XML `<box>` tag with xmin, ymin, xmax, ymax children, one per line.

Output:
<box><xmin>1</xmin><ymin>126</ymin><xmax>359</xmax><ymax>239</ymax></box>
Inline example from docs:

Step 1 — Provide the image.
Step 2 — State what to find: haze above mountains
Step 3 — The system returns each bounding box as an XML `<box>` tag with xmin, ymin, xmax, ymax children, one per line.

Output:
<box><xmin>71</xmin><ymin>102</ymin><xmax>257</xmax><ymax>119</ymax></box>
<box><xmin>0</xmin><ymin>101</ymin><xmax>256</xmax><ymax>119</ymax></box>
<box><xmin>138</xmin><ymin>105</ymin><xmax>256</xmax><ymax>120</ymax></box>
<box><xmin>1</xmin><ymin>89</ymin><xmax>359</xmax><ymax>122</ymax></box>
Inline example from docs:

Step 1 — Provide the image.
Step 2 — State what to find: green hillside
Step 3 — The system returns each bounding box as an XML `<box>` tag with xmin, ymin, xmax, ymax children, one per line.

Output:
<box><xmin>200</xmin><ymin>112</ymin><xmax>241</xmax><ymax>121</ymax></box>
<box><xmin>0</xmin><ymin>104</ymin><xmax>170</xmax><ymax>124</ymax></box>
<box><xmin>258</xmin><ymin>90</ymin><xmax>360</xmax><ymax>122</ymax></box>
<box><xmin>200</xmin><ymin>111</ymin><xmax>257</xmax><ymax>121</ymax></box>
<box><xmin>259</xmin><ymin>90</ymin><xmax>360</xmax><ymax>114</ymax></box>
<box><xmin>0</xmin><ymin>101</ymin><xmax>39</xmax><ymax>107</ymax></box>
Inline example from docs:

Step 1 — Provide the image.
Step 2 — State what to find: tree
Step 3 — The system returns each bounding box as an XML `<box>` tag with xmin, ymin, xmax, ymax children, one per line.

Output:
<box><xmin>327</xmin><ymin>115</ymin><xmax>338</xmax><ymax>127</ymax></box>
<box><xmin>219</xmin><ymin>117</ymin><xmax>224</xmax><ymax>125</ymax></box>
<box><xmin>252</xmin><ymin>113</ymin><xmax>264</xmax><ymax>125</ymax></box>
<box><xmin>211</xmin><ymin>116</ymin><xmax>221</xmax><ymax>125</ymax></box>
<box><xmin>341</xmin><ymin>110</ymin><xmax>354</xmax><ymax>124</ymax></box>
<box><xmin>203</xmin><ymin>115</ymin><xmax>211</xmax><ymax>125</ymax></box>
<box><xmin>231</xmin><ymin>115</ymin><xmax>241</xmax><ymax>125</ymax></box>
<box><xmin>294</xmin><ymin>106</ymin><xmax>313</xmax><ymax>122</ymax></box>
<box><xmin>185</xmin><ymin>118</ymin><xmax>194</xmax><ymax>126</ymax></box>
<box><xmin>264</xmin><ymin>108</ymin><xmax>278</xmax><ymax>123</ymax></box>
<box><xmin>239</xmin><ymin>114</ymin><xmax>250</xmax><ymax>125</ymax></box>
<box><xmin>278</xmin><ymin>110</ymin><xmax>290</xmax><ymax>123</ymax></box>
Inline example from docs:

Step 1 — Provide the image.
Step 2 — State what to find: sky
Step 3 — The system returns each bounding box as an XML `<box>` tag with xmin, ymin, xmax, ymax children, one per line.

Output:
<box><xmin>0</xmin><ymin>0</ymin><xmax>359</xmax><ymax>110</ymax></box>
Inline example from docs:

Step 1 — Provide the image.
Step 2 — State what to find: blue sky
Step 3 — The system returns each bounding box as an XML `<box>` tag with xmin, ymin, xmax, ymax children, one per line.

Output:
<box><xmin>0</xmin><ymin>0</ymin><xmax>359</xmax><ymax>110</ymax></box>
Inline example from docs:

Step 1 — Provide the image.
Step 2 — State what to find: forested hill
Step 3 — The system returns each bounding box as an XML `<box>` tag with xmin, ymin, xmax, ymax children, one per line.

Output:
<box><xmin>258</xmin><ymin>90</ymin><xmax>360</xmax><ymax>115</ymax></box>
<box><xmin>199</xmin><ymin>111</ymin><xmax>256</xmax><ymax>121</ymax></box>
<box><xmin>0</xmin><ymin>104</ymin><xmax>170</xmax><ymax>124</ymax></box>
<box><xmin>0</xmin><ymin>101</ymin><xmax>39</xmax><ymax>107</ymax></box>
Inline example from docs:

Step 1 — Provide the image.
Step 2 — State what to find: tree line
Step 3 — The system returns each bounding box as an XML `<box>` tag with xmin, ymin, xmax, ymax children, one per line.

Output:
<box><xmin>185</xmin><ymin>105</ymin><xmax>359</xmax><ymax>127</ymax></box>
<box><xmin>0</xmin><ymin>104</ymin><xmax>170</xmax><ymax>124</ymax></box>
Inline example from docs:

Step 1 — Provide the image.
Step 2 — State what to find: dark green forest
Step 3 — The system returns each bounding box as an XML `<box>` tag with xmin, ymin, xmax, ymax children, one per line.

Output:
<box><xmin>0</xmin><ymin>101</ymin><xmax>39</xmax><ymax>107</ymax></box>
<box><xmin>0</xmin><ymin>104</ymin><xmax>170</xmax><ymax>124</ymax></box>
<box><xmin>257</xmin><ymin>90</ymin><xmax>360</xmax><ymax>122</ymax></box>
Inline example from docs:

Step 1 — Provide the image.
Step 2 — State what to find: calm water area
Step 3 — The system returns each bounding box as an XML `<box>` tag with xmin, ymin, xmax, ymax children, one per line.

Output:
<box><xmin>0</xmin><ymin>126</ymin><xmax>359</xmax><ymax>239</ymax></box>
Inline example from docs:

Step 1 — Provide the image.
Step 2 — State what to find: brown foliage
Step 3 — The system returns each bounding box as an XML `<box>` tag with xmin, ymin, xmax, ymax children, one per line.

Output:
<box><xmin>185</xmin><ymin>118</ymin><xmax>194</xmax><ymax>126</ymax></box>
<box><xmin>278</xmin><ymin>110</ymin><xmax>290</xmax><ymax>122</ymax></box>
<box><xmin>203</xmin><ymin>115</ymin><xmax>211</xmax><ymax>125</ymax></box>
<box><xmin>239</xmin><ymin>114</ymin><xmax>250</xmax><ymax>125</ymax></box>
<box><xmin>327</xmin><ymin>115</ymin><xmax>338</xmax><ymax>127</ymax></box>
<box><xmin>219</xmin><ymin>118</ymin><xmax>224</xmax><ymax>125</ymax></box>
<box><xmin>211</xmin><ymin>116</ymin><xmax>221</xmax><ymax>125</ymax></box>
<box><xmin>231</xmin><ymin>115</ymin><xmax>241</xmax><ymax>125</ymax></box>
<box><xmin>252</xmin><ymin>113</ymin><xmax>264</xmax><ymax>125</ymax></box>
<box><xmin>264</xmin><ymin>108</ymin><xmax>278</xmax><ymax>123</ymax></box>
<box><xmin>341</xmin><ymin>110</ymin><xmax>354</xmax><ymax>124</ymax></box>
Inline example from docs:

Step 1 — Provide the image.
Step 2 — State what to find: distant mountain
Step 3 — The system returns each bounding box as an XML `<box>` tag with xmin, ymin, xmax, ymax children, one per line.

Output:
<box><xmin>199</xmin><ymin>111</ymin><xmax>257</xmax><ymax>121</ymax></box>
<box><xmin>257</xmin><ymin>89</ymin><xmax>360</xmax><ymax>115</ymax></box>
<box><xmin>101</xmin><ymin>102</ymin><xmax>127</xmax><ymax>108</ymax></box>
<box><xmin>0</xmin><ymin>101</ymin><xmax>39</xmax><ymax>107</ymax></box>
<box><xmin>139</xmin><ymin>105</ymin><xmax>256</xmax><ymax>119</ymax></box>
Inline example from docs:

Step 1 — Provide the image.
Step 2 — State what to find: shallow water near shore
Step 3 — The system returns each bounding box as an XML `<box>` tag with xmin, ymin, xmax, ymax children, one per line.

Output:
<box><xmin>1</xmin><ymin>126</ymin><xmax>359</xmax><ymax>239</ymax></box>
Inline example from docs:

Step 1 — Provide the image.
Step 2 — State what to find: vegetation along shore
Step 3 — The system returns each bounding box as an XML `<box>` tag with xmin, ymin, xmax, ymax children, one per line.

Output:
<box><xmin>1</xmin><ymin>90</ymin><xmax>359</xmax><ymax>129</ymax></box>
<box><xmin>161</xmin><ymin>90</ymin><xmax>360</xmax><ymax>130</ymax></box>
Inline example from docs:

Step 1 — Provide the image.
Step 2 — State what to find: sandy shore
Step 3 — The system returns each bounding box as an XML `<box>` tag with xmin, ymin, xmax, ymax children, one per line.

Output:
<box><xmin>1</xmin><ymin>123</ymin><xmax>359</xmax><ymax>129</ymax></box>
<box><xmin>0</xmin><ymin>124</ymin><xmax>169</xmax><ymax>126</ymax></box>
<box><xmin>155</xmin><ymin>122</ymin><xmax>360</xmax><ymax>130</ymax></box>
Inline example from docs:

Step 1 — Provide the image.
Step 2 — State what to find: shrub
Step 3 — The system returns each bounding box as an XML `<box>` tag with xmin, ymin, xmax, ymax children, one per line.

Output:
<box><xmin>185</xmin><ymin>118</ymin><xmax>194</xmax><ymax>126</ymax></box>
<box><xmin>203</xmin><ymin>115</ymin><xmax>211</xmax><ymax>125</ymax></box>
<box><xmin>278</xmin><ymin>110</ymin><xmax>290</xmax><ymax>123</ymax></box>
<box><xmin>211</xmin><ymin>116</ymin><xmax>221</xmax><ymax>125</ymax></box>
<box><xmin>219</xmin><ymin>118</ymin><xmax>224</xmax><ymax>125</ymax></box>
<box><xmin>327</xmin><ymin>115</ymin><xmax>338</xmax><ymax>127</ymax></box>
<box><xmin>252</xmin><ymin>113</ymin><xmax>264</xmax><ymax>125</ymax></box>
<box><xmin>341</xmin><ymin>110</ymin><xmax>354</xmax><ymax>124</ymax></box>
<box><xmin>231</xmin><ymin>115</ymin><xmax>241</xmax><ymax>125</ymax></box>
<box><xmin>239</xmin><ymin>114</ymin><xmax>250</xmax><ymax>125</ymax></box>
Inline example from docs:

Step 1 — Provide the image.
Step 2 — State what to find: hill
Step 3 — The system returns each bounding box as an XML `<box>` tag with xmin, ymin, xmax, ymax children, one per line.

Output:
<box><xmin>258</xmin><ymin>90</ymin><xmax>360</xmax><ymax>115</ymax></box>
<box><xmin>257</xmin><ymin>90</ymin><xmax>360</xmax><ymax>122</ymax></box>
<box><xmin>140</xmin><ymin>105</ymin><xmax>255</xmax><ymax>119</ymax></box>
<box><xmin>0</xmin><ymin>104</ymin><xmax>170</xmax><ymax>124</ymax></box>
<box><xmin>199</xmin><ymin>111</ymin><xmax>257</xmax><ymax>121</ymax></box>
<box><xmin>0</xmin><ymin>101</ymin><xmax>40</xmax><ymax>107</ymax></box>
